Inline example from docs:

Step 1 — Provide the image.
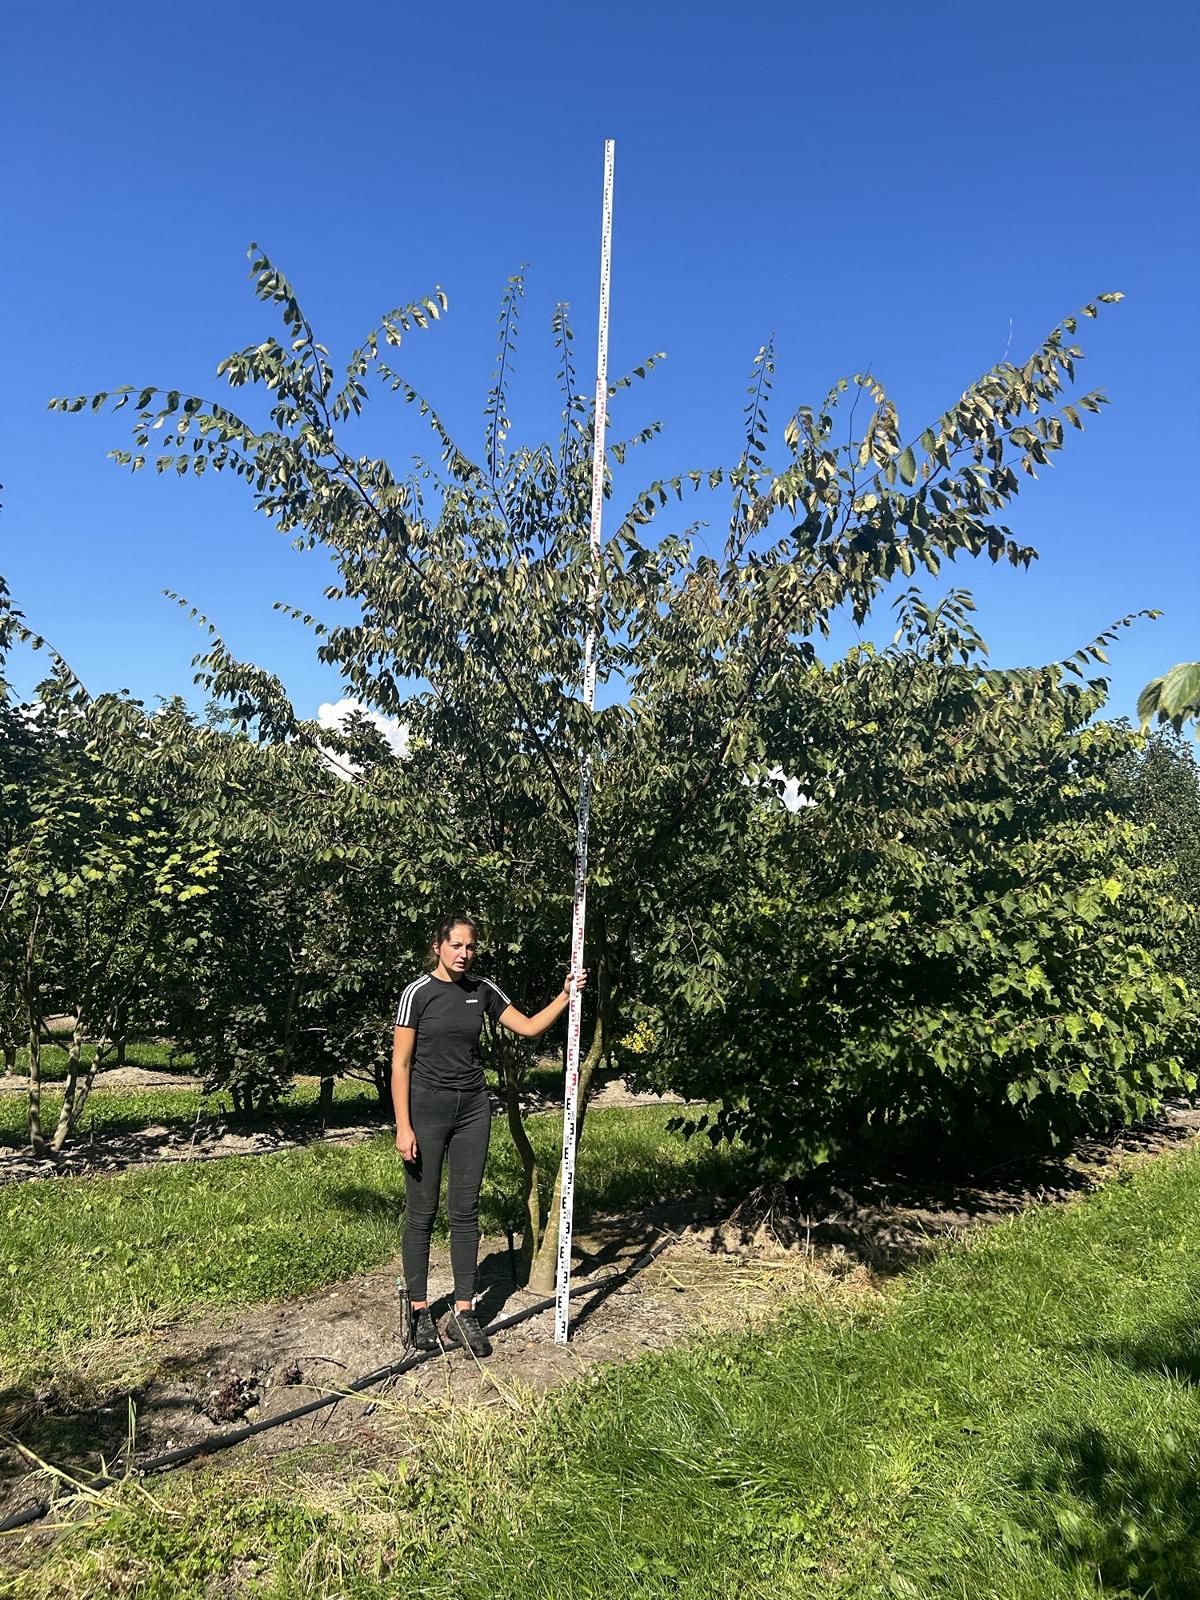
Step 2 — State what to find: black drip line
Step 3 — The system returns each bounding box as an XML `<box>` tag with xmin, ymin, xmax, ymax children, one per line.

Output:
<box><xmin>0</xmin><ymin>1236</ymin><xmax>671</xmax><ymax>1535</ymax></box>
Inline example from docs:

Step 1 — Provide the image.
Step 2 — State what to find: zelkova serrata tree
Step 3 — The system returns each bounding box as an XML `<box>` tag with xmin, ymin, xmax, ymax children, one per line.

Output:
<box><xmin>62</xmin><ymin>251</ymin><xmax>1125</xmax><ymax>1274</ymax></box>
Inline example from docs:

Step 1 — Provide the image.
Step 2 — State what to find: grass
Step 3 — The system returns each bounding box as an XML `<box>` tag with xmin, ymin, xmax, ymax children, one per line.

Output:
<box><xmin>5</xmin><ymin>1039</ymin><xmax>195</xmax><ymax>1085</ymax></box>
<box><xmin>0</xmin><ymin>1076</ymin><xmax>379</xmax><ymax>1150</ymax></box>
<box><xmin>7</xmin><ymin>1138</ymin><xmax>1200</xmax><ymax>1597</ymax></box>
<box><xmin>0</xmin><ymin>1105</ymin><xmax>751</xmax><ymax>1391</ymax></box>
<box><xmin>0</xmin><ymin>1061</ymin><xmax>566</xmax><ymax>1148</ymax></box>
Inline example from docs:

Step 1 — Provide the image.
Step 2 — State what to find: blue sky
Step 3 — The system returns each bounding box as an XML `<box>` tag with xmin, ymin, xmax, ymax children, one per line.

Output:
<box><xmin>2</xmin><ymin>0</ymin><xmax>1196</xmax><ymax>727</ymax></box>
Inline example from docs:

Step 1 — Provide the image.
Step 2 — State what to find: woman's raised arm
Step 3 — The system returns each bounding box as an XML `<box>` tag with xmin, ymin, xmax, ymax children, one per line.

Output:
<box><xmin>498</xmin><ymin>970</ymin><xmax>588</xmax><ymax>1039</ymax></box>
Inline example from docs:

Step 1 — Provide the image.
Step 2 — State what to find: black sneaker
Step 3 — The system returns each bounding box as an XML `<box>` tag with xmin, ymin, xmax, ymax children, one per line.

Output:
<box><xmin>411</xmin><ymin>1306</ymin><xmax>440</xmax><ymax>1353</ymax></box>
<box><xmin>443</xmin><ymin>1307</ymin><xmax>493</xmax><ymax>1358</ymax></box>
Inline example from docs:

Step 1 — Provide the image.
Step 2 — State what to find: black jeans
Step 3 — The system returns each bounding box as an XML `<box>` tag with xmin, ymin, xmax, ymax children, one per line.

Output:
<box><xmin>402</xmin><ymin>1081</ymin><xmax>492</xmax><ymax>1303</ymax></box>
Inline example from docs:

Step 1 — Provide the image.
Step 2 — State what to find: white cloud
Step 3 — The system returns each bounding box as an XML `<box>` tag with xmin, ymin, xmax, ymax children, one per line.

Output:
<box><xmin>765</xmin><ymin>766</ymin><xmax>817</xmax><ymax>812</ymax></box>
<box><xmin>776</xmin><ymin>772</ymin><xmax>816</xmax><ymax>812</ymax></box>
<box><xmin>316</xmin><ymin>698</ymin><xmax>409</xmax><ymax>778</ymax></box>
<box><xmin>742</xmin><ymin>765</ymin><xmax>817</xmax><ymax>812</ymax></box>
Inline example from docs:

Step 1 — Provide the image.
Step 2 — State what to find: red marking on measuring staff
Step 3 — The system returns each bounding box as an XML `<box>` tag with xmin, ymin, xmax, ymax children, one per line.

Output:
<box><xmin>555</xmin><ymin>139</ymin><xmax>614</xmax><ymax>1345</ymax></box>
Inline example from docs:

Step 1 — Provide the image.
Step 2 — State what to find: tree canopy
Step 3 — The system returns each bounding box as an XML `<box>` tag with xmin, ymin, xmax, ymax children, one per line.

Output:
<box><xmin>4</xmin><ymin>257</ymin><xmax>1189</xmax><ymax>1232</ymax></box>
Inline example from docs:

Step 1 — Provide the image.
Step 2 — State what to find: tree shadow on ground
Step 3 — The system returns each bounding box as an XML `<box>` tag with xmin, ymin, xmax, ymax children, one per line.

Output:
<box><xmin>321</xmin><ymin>1182</ymin><xmax>405</xmax><ymax>1219</ymax></box>
<box><xmin>1091</xmin><ymin>1311</ymin><xmax>1200</xmax><ymax>1390</ymax></box>
<box><xmin>0</xmin><ymin>1338</ymin><xmax>220</xmax><ymax>1511</ymax></box>
<box><xmin>0</xmin><ymin>1390</ymin><xmax>129</xmax><ymax>1502</ymax></box>
<box><xmin>1022</xmin><ymin>1422</ymin><xmax>1200</xmax><ymax>1599</ymax></box>
<box><xmin>0</xmin><ymin>1096</ymin><xmax>386</xmax><ymax>1163</ymax></box>
<box><xmin>1018</xmin><ymin>1291</ymin><xmax>1200</xmax><ymax>1599</ymax></box>
<box><xmin>718</xmin><ymin>1107</ymin><xmax>1200</xmax><ymax>1277</ymax></box>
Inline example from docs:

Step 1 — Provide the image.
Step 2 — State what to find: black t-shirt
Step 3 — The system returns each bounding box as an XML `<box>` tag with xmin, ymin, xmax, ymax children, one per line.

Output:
<box><xmin>394</xmin><ymin>973</ymin><xmax>512</xmax><ymax>1091</ymax></box>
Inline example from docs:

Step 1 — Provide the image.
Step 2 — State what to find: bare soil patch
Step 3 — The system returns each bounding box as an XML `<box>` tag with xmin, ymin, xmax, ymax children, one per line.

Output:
<box><xmin>4</xmin><ymin>1101</ymin><xmax>1200</xmax><ymax>1528</ymax></box>
<box><xmin>0</xmin><ymin>1066</ymin><xmax>201</xmax><ymax>1097</ymax></box>
<box><xmin>741</xmin><ymin>1101</ymin><xmax>1200</xmax><ymax>1270</ymax></box>
<box><xmin>0</xmin><ymin>1204</ymin><xmax>852</xmax><ymax>1521</ymax></box>
<box><xmin>0</xmin><ymin>1117</ymin><xmax>380</xmax><ymax>1188</ymax></box>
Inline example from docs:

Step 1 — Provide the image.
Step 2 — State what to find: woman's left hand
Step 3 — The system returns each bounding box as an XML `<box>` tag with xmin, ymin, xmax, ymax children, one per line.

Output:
<box><xmin>562</xmin><ymin>968</ymin><xmax>588</xmax><ymax>997</ymax></box>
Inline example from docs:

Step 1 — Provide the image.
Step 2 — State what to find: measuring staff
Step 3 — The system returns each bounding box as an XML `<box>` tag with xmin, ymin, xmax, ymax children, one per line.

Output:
<box><xmin>392</xmin><ymin>912</ymin><xmax>586</xmax><ymax>1356</ymax></box>
<box><xmin>554</xmin><ymin>137</ymin><xmax>615</xmax><ymax>1344</ymax></box>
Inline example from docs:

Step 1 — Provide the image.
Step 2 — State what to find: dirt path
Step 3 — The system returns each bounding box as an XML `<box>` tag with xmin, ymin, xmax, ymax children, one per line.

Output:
<box><xmin>0</xmin><ymin>1203</ymin><xmax>859</xmax><ymax>1519</ymax></box>
<box><xmin>0</xmin><ymin>1066</ymin><xmax>203</xmax><ymax>1096</ymax></box>
<box><xmin>4</xmin><ymin>1101</ymin><xmax>1200</xmax><ymax>1523</ymax></box>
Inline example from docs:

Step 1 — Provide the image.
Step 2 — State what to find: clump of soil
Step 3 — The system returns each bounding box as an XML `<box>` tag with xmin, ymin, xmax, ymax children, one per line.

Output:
<box><xmin>200</xmin><ymin>1368</ymin><xmax>263</xmax><ymax>1424</ymax></box>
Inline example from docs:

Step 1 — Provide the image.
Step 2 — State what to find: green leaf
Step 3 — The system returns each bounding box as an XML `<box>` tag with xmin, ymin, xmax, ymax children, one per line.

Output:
<box><xmin>1140</xmin><ymin>662</ymin><xmax>1200</xmax><ymax>731</ymax></box>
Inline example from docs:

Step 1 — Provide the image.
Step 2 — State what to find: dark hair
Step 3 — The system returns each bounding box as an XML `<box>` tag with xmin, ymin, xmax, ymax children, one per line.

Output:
<box><xmin>431</xmin><ymin>912</ymin><xmax>478</xmax><ymax>951</ymax></box>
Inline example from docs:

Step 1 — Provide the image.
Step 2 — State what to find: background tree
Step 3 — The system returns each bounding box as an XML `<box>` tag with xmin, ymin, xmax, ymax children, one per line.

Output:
<box><xmin>1115</xmin><ymin>727</ymin><xmax>1200</xmax><ymax>992</ymax></box>
<box><xmin>629</xmin><ymin>594</ymin><xmax>1197</xmax><ymax>1176</ymax></box>
<box><xmin>0</xmin><ymin>625</ymin><xmax>218</xmax><ymax>1153</ymax></box>
<box><xmin>0</xmin><ymin>579</ymin><xmax>48</xmax><ymax>1082</ymax></box>
<box><xmin>129</xmin><ymin>650</ymin><xmax>441</xmax><ymax>1118</ymax></box>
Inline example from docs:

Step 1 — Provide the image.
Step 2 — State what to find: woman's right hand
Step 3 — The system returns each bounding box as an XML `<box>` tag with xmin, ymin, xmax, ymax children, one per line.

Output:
<box><xmin>395</xmin><ymin>1125</ymin><xmax>418</xmax><ymax>1162</ymax></box>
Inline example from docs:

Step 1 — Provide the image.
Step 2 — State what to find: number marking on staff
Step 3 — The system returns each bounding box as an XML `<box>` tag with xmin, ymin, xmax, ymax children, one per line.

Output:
<box><xmin>555</xmin><ymin>138</ymin><xmax>615</xmax><ymax>1346</ymax></box>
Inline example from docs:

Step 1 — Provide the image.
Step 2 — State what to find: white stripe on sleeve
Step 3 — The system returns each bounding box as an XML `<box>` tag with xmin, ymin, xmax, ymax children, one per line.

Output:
<box><xmin>395</xmin><ymin>975</ymin><xmax>431</xmax><ymax>1028</ymax></box>
<box><xmin>481</xmin><ymin>977</ymin><xmax>512</xmax><ymax>1007</ymax></box>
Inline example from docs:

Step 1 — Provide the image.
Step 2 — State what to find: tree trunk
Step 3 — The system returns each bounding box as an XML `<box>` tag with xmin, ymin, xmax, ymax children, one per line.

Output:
<box><xmin>27</xmin><ymin>1009</ymin><xmax>44</xmax><ymax>1157</ymax></box>
<box><xmin>24</xmin><ymin>911</ymin><xmax>44</xmax><ymax>1157</ymax></box>
<box><xmin>71</xmin><ymin>1036</ymin><xmax>111</xmax><ymax>1136</ymax></box>
<box><xmin>2</xmin><ymin>1043</ymin><xmax>15</xmax><ymax>1076</ymax></box>
<box><xmin>527</xmin><ymin>976</ymin><xmax>609</xmax><ymax>1296</ymax></box>
<box><xmin>50</xmin><ymin>1019</ymin><xmax>85</xmax><ymax>1153</ymax></box>
<box><xmin>114</xmin><ymin>1036</ymin><xmax>127</xmax><ymax>1067</ymax></box>
<box><xmin>281</xmin><ymin>975</ymin><xmax>300</xmax><ymax>1079</ymax></box>
<box><xmin>50</xmin><ymin>1024</ymin><xmax>112</xmax><ymax>1154</ymax></box>
<box><xmin>498</xmin><ymin>1031</ymin><xmax>541</xmax><ymax>1283</ymax></box>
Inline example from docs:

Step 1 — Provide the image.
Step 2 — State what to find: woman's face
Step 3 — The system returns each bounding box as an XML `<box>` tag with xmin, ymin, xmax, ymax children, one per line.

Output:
<box><xmin>435</xmin><ymin>923</ymin><xmax>478</xmax><ymax>977</ymax></box>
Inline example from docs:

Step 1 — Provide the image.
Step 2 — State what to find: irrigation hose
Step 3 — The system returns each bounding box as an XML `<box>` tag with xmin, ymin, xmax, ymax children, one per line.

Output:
<box><xmin>0</xmin><ymin>1235</ymin><xmax>672</xmax><ymax>1535</ymax></box>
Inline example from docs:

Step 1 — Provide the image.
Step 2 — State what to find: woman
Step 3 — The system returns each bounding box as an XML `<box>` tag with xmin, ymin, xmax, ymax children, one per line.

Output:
<box><xmin>392</xmin><ymin>913</ymin><xmax>586</xmax><ymax>1357</ymax></box>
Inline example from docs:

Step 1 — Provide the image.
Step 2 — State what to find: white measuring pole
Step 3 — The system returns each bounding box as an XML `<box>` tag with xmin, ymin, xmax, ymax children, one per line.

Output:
<box><xmin>554</xmin><ymin>139</ymin><xmax>615</xmax><ymax>1345</ymax></box>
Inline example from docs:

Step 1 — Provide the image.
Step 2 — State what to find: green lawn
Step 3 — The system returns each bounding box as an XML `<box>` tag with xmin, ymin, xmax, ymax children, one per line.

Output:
<box><xmin>0</xmin><ymin>1105</ymin><xmax>751</xmax><ymax>1390</ymax></box>
<box><xmin>6</xmin><ymin>1039</ymin><xmax>195</xmax><ymax>1084</ymax></box>
<box><xmin>0</xmin><ymin>1075</ymin><xmax>379</xmax><ymax>1149</ymax></box>
<box><xmin>7</xmin><ymin>1137</ymin><xmax>1200</xmax><ymax>1598</ymax></box>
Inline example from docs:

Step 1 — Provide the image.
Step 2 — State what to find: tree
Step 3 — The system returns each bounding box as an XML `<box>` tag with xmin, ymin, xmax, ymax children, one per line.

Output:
<box><xmin>0</xmin><ymin>617</ymin><xmax>218</xmax><ymax>1153</ymax></box>
<box><xmin>0</xmin><ymin>579</ymin><xmax>48</xmax><ymax>1083</ymax></box>
<box><xmin>1115</xmin><ymin>727</ymin><xmax>1200</xmax><ymax>991</ymax></box>
<box><xmin>66</xmin><ymin>253</ymin><xmax>1127</xmax><ymax>1263</ymax></box>
<box><xmin>111</xmin><ymin>672</ymin><xmax>441</xmax><ymax>1118</ymax></box>
<box><xmin>629</xmin><ymin>594</ymin><xmax>1197</xmax><ymax>1175</ymax></box>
